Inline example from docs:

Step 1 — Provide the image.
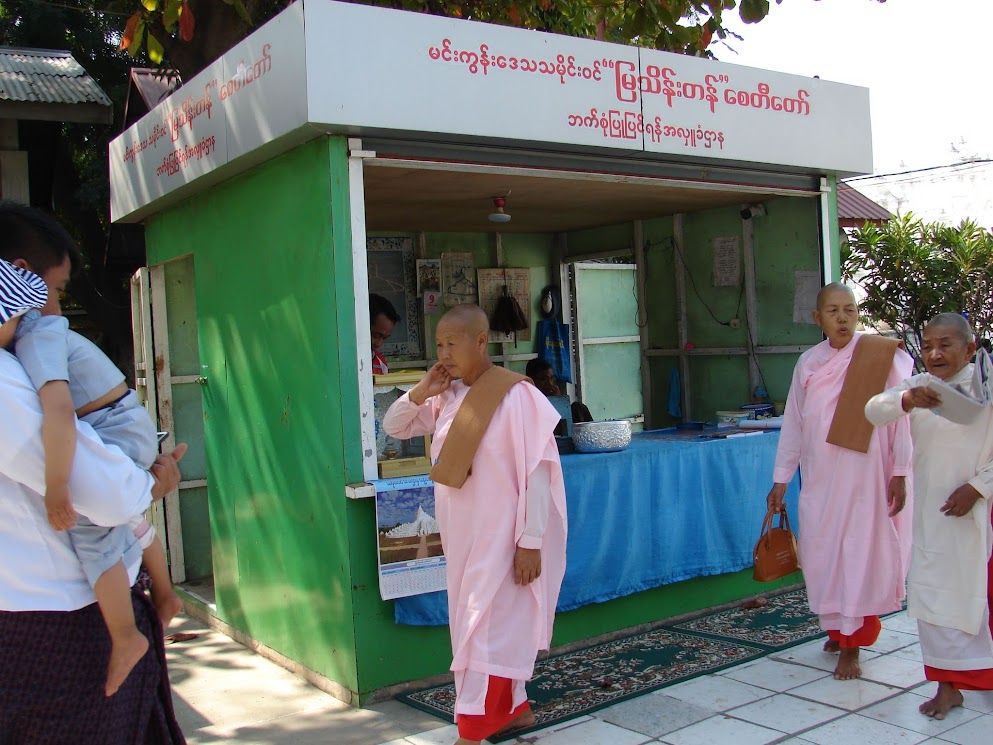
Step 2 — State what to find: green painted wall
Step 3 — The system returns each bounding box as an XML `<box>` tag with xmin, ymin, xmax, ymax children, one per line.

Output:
<box><xmin>567</xmin><ymin>199</ymin><xmax>823</xmax><ymax>425</ymax></box>
<box><xmin>145</xmin><ymin>136</ymin><xmax>362</xmax><ymax>695</ymax></box>
<box><xmin>680</xmin><ymin>198</ymin><xmax>823</xmax><ymax>415</ymax></box>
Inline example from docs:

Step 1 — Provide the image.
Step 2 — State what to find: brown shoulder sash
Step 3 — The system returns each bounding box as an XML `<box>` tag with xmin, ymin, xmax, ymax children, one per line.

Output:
<box><xmin>430</xmin><ymin>366</ymin><xmax>529</xmax><ymax>488</ymax></box>
<box><xmin>825</xmin><ymin>335</ymin><xmax>901</xmax><ymax>453</ymax></box>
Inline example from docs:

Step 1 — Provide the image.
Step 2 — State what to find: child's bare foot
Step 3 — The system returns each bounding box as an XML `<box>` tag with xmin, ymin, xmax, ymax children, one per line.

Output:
<box><xmin>823</xmin><ymin>639</ymin><xmax>841</xmax><ymax>653</ymax></box>
<box><xmin>833</xmin><ymin>647</ymin><xmax>861</xmax><ymax>680</ymax></box>
<box><xmin>495</xmin><ymin>708</ymin><xmax>536</xmax><ymax>734</ymax></box>
<box><xmin>919</xmin><ymin>682</ymin><xmax>963</xmax><ymax>719</ymax></box>
<box><xmin>154</xmin><ymin>589</ymin><xmax>183</xmax><ymax>629</ymax></box>
<box><xmin>105</xmin><ymin>629</ymin><xmax>149</xmax><ymax>696</ymax></box>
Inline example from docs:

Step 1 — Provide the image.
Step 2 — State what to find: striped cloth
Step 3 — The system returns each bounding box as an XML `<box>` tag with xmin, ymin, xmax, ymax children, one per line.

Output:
<box><xmin>0</xmin><ymin>259</ymin><xmax>47</xmax><ymax>323</ymax></box>
<box><xmin>0</xmin><ymin>585</ymin><xmax>186</xmax><ymax>744</ymax></box>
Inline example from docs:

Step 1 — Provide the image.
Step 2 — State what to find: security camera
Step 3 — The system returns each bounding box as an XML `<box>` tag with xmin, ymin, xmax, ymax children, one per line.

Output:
<box><xmin>740</xmin><ymin>204</ymin><xmax>767</xmax><ymax>220</ymax></box>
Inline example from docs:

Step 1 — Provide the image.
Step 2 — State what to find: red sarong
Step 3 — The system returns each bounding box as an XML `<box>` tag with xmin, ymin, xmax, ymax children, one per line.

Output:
<box><xmin>923</xmin><ymin>509</ymin><xmax>993</xmax><ymax>691</ymax></box>
<box><xmin>828</xmin><ymin>615</ymin><xmax>882</xmax><ymax>648</ymax></box>
<box><xmin>456</xmin><ymin>676</ymin><xmax>530</xmax><ymax>741</ymax></box>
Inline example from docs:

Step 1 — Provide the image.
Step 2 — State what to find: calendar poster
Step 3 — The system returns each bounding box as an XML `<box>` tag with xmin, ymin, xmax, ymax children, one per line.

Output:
<box><xmin>374</xmin><ymin>475</ymin><xmax>446</xmax><ymax>600</ymax></box>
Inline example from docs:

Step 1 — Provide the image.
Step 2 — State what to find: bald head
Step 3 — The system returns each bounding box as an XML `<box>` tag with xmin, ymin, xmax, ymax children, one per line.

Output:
<box><xmin>924</xmin><ymin>313</ymin><xmax>974</xmax><ymax>344</ymax></box>
<box><xmin>816</xmin><ymin>282</ymin><xmax>857</xmax><ymax>311</ymax></box>
<box><xmin>434</xmin><ymin>303</ymin><xmax>493</xmax><ymax>383</ymax></box>
<box><xmin>437</xmin><ymin>303</ymin><xmax>489</xmax><ymax>336</ymax></box>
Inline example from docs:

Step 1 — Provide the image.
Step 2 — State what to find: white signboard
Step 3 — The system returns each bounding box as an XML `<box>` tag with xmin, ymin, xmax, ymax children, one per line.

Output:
<box><xmin>305</xmin><ymin>0</ymin><xmax>870</xmax><ymax>173</ymax></box>
<box><xmin>110</xmin><ymin>0</ymin><xmax>873</xmax><ymax>221</ymax></box>
<box><xmin>109</xmin><ymin>3</ymin><xmax>307</xmax><ymax>221</ymax></box>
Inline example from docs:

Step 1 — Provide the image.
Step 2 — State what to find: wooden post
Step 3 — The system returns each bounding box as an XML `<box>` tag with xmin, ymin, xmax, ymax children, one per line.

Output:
<box><xmin>673</xmin><ymin>214</ymin><xmax>691</xmax><ymax>420</ymax></box>
<box><xmin>742</xmin><ymin>214</ymin><xmax>761</xmax><ymax>393</ymax></box>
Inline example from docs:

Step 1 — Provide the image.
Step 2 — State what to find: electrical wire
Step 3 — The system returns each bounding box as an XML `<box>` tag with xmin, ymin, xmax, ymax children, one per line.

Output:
<box><xmin>667</xmin><ymin>237</ymin><xmax>743</xmax><ymax>327</ymax></box>
<box><xmin>845</xmin><ymin>158</ymin><xmax>993</xmax><ymax>183</ymax></box>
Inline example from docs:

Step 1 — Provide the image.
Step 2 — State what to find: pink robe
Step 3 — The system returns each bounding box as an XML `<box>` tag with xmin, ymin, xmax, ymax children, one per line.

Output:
<box><xmin>384</xmin><ymin>379</ymin><xmax>568</xmax><ymax>706</ymax></box>
<box><xmin>774</xmin><ymin>334</ymin><xmax>914</xmax><ymax>635</ymax></box>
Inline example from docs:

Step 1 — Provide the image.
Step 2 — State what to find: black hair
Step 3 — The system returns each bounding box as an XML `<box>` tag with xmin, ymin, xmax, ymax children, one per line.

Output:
<box><xmin>525</xmin><ymin>358</ymin><xmax>553</xmax><ymax>379</ymax></box>
<box><xmin>369</xmin><ymin>293</ymin><xmax>400</xmax><ymax>324</ymax></box>
<box><xmin>0</xmin><ymin>200</ymin><xmax>83</xmax><ymax>275</ymax></box>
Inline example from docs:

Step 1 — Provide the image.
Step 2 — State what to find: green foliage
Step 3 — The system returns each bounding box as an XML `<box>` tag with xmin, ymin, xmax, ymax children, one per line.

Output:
<box><xmin>843</xmin><ymin>214</ymin><xmax>993</xmax><ymax>364</ymax></box>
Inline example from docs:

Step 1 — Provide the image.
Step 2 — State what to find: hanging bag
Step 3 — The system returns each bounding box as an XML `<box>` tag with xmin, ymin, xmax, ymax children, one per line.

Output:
<box><xmin>752</xmin><ymin>507</ymin><xmax>800</xmax><ymax>582</ymax></box>
<box><xmin>491</xmin><ymin>272</ymin><xmax>528</xmax><ymax>344</ymax></box>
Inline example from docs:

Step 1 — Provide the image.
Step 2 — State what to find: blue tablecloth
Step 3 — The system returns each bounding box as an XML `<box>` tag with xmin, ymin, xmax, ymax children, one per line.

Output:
<box><xmin>394</xmin><ymin>430</ymin><xmax>800</xmax><ymax>625</ymax></box>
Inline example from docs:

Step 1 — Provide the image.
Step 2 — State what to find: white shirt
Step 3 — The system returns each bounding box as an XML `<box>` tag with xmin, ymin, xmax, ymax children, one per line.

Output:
<box><xmin>0</xmin><ymin>350</ymin><xmax>154</xmax><ymax>611</ymax></box>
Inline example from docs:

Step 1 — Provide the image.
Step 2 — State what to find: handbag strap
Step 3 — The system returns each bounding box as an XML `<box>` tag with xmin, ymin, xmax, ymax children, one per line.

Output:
<box><xmin>758</xmin><ymin>506</ymin><xmax>793</xmax><ymax>547</ymax></box>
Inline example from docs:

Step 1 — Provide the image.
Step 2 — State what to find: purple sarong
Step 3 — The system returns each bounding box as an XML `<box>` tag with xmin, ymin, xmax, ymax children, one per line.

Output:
<box><xmin>0</xmin><ymin>586</ymin><xmax>185</xmax><ymax>744</ymax></box>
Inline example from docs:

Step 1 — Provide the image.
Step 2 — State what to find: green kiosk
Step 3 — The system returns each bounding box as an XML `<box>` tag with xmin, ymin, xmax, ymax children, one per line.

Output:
<box><xmin>110</xmin><ymin>0</ymin><xmax>872</xmax><ymax>705</ymax></box>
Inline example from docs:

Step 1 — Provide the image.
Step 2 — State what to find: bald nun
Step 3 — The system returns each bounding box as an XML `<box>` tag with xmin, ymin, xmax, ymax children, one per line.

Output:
<box><xmin>384</xmin><ymin>304</ymin><xmax>567</xmax><ymax>744</ymax></box>
<box><xmin>767</xmin><ymin>283</ymin><xmax>914</xmax><ymax>680</ymax></box>
<box><xmin>867</xmin><ymin>313</ymin><xmax>993</xmax><ymax>719</ymax></box>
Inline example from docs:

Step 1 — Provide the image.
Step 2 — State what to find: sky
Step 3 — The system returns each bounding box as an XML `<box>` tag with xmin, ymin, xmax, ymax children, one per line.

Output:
<box><xmin>715</xmin><ymin>0</ymin><xmax>991</xmax><ymax>176</ymax></box>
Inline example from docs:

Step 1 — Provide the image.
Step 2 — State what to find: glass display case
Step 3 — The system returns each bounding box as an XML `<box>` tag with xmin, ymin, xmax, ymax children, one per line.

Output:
<box><xmin>373</xmin><ymin>371</ymin><xmax>431</xmax><ymax>478</ymax></box>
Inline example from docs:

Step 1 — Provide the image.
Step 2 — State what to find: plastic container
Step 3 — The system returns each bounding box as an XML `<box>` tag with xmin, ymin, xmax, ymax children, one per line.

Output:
<box><xmin>741</xmin><ymin>403</ymin><xmax>775</xmax><ymax>419</ymax></box>
<box><xmin>716</xmin><ymin>410</ymin><xmax>749</xmax><ymax>428</ymax></box>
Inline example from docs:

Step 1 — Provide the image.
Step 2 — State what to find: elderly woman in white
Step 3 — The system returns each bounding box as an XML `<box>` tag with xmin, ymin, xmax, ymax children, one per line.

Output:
<box><xmin>865</xmin><ymin>313</ymin><xmax>993</xmax><ymax>721</ymax></box>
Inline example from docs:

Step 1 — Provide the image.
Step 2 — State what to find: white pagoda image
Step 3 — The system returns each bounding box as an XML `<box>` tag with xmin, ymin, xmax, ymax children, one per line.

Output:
<box><xmin>385</xmin><ymin>505</ymin><xmax>440</xmax><ymax>559</ymax></box>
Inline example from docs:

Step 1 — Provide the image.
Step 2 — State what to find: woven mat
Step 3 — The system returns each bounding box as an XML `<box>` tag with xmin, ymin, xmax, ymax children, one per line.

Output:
<box><xmin>396</xmin><ymin>588</ymin><xmax>822</xmax><ymax>741</ymax></box>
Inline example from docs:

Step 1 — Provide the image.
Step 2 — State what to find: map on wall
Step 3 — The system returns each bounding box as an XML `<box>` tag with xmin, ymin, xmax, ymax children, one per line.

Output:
<box><xmin>477</xmin><ymin>267</ymin><xmax>532</xmax><ymax>343</ymax></box>
<box><xmin>367</xmin><ymin>237</ymin><xmax>421</xmax><ymax>356</ymax></box>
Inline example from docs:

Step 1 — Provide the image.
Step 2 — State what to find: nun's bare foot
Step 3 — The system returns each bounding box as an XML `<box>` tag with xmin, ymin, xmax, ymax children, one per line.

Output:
<box><xmin>823</xmin><ymin>639</ymin><xmax>841</xmax><ymax>653</ymax></box>
<box><xmin>495</xmin><ymin>709</ymin><xmax>536</xmax><ymax>734</ymax></box>
<box><xmin>833</xmin><ymin>647</ymin><xmax>861</xmax><ymax>680</ymax></box>
<box><xmin>919</xmin><ymin>682</ymin><xmax>963</xmax><ymax>720</ymax></box>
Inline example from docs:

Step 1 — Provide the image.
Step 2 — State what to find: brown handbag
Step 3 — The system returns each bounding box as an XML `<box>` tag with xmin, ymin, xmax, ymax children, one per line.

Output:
<box><xmin>753</xmin><ymin>507</ymin><xmax>801</xmax><ymax>582</ymax></box>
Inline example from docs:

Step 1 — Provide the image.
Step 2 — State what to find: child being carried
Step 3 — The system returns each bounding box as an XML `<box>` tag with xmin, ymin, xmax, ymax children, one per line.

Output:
<box><xmin>0</xmin><ymin>258</ymin><xmax>181</xmax><ymax>697</ymax></box>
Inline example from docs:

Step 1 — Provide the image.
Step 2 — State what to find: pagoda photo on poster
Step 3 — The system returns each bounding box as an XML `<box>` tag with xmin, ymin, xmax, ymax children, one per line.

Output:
<box><xmin>374</xmin><ymin>475</ymin><xmax>446</xmax><ymax>600</ymax></box>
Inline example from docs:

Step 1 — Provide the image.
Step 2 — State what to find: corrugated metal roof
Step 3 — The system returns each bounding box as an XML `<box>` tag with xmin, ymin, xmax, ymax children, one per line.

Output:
<box><xmin>0</xmin><ymin>46</ymin><xmax>112</xmax><ymax>107</ymax></box>
<box><xmin>837</xmin><ymin>182</ymin><xmax>891</xmax><ymax>223</ymax></box>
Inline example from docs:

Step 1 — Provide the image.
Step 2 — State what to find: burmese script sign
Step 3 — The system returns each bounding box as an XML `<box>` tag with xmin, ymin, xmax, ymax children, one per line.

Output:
<box><xmin>109</xmin><ymin>3</ymin><xmax>307</xmax><ymax>221</ymax></box>
<box><xmin>306</xmin><ymin>1</ymin><xmax>870</xmax><ymax>172</ymax></box>
<box><xmin>111</xmin><ymin>0</ymin><xmax>872</xmax><ymax>221</ymax></box>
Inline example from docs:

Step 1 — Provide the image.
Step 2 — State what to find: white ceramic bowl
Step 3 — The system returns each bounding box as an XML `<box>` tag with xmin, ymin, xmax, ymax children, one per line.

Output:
<box><xmin>572</xmin><ymin>420</ymin><xmax>632</xmax><ymax>453</ymax></box>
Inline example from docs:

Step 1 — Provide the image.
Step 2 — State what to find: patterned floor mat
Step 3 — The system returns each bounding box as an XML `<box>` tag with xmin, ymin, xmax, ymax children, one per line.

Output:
<box><xmin>670</xmin><ymin>587</ymin><xmax>821</xmax><ymax>649</ymax></box>
<box><xmin>396</xmin><ymin>588</ymin><xmax>823</xmax><ymax>741</ymax></box>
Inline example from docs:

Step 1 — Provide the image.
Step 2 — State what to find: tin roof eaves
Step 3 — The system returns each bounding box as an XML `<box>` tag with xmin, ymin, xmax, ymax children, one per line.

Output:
<box><xmin>0</xmin><ymin>46</ymin><xmax>112</xmax><ymax>107</ymax></box>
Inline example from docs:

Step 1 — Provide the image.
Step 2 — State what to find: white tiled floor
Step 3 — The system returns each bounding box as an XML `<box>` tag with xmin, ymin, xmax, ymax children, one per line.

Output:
<box><xmin>379</xmin><ymin>610</ymin><xmax>993</xmax><ymax>745</ymax></box>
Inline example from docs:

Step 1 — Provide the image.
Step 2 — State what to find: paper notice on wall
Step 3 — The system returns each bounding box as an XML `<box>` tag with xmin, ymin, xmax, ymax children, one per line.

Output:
<box><xmin>712</xmin><ymin>236</ymin><xmax>740</xmax><ymax>286</ymax></box>
<box><xmin>793</xmin><ymin>270</ymin><xmax>821</xmax><ymax>324</ymax></box>
<box><xmin>424</xmin><ymin>290</ymin><xmax>441</xmax><ymax>315</ymax></box>
<box><xmin>441</xmin><ymin>253</ymin><xmax>477</xmax><ymax>306</ymax></box>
